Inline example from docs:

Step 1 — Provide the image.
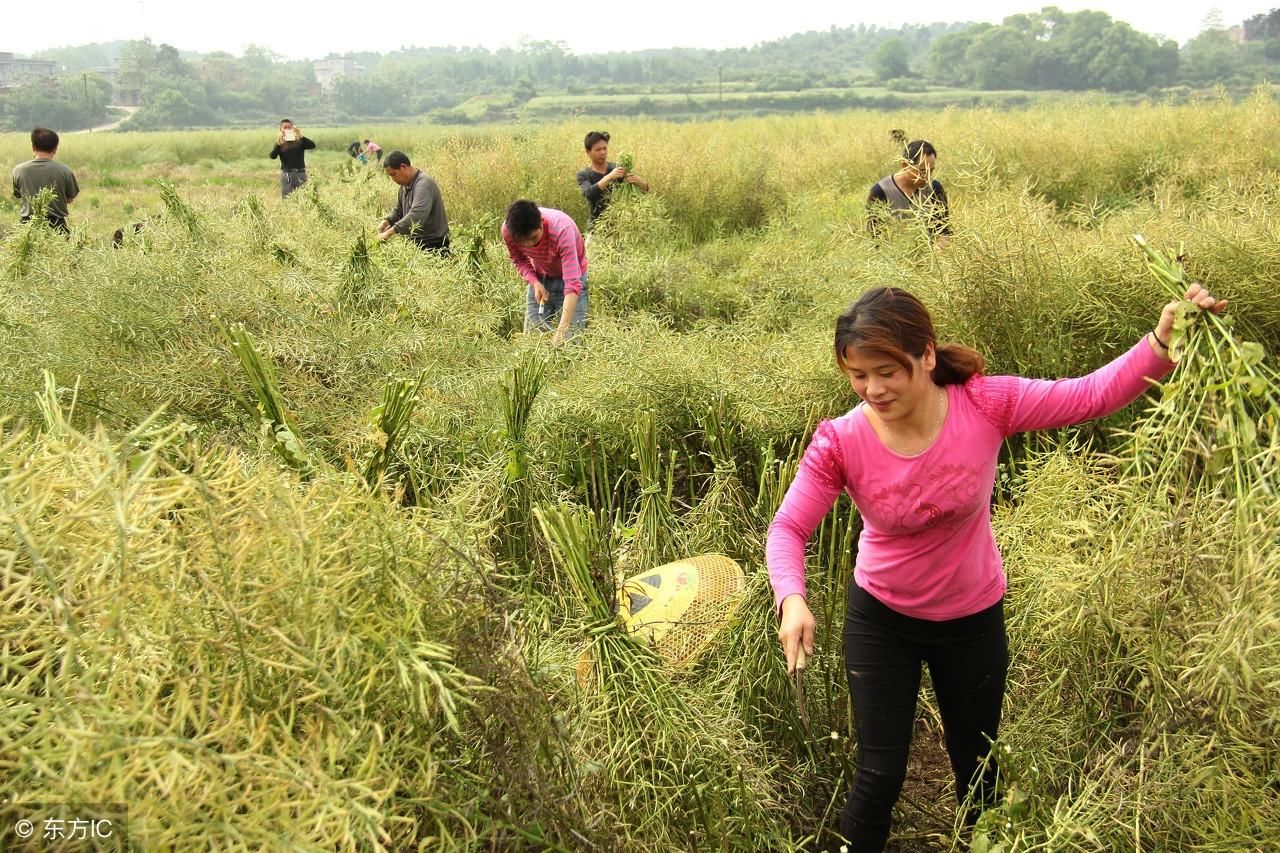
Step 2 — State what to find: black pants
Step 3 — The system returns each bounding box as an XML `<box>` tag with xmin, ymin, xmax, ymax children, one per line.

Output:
<box><xmin>840</xmin><ymin>583</ymin><xmax>1008</xmax><ymax>852</ymax></box>
<box><xmin>412</xmin><ymin>233</ymin><xmax>451</xmax><ymax>257</ymax></box>
<box><xmin>20</xmin><ymin>214</ymin><xmax>69</xmax><ymax>235</ymax></box>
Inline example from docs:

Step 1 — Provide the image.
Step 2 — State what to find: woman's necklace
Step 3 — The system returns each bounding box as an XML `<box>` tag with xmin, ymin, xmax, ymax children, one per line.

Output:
<box><xmin>887</xmin><ymin>387</ymin><xmax>947</xmax><ymax>457</ymax></box>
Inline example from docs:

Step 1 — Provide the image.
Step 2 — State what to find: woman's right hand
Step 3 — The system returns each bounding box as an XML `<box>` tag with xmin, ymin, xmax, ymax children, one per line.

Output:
<box><xmin>778</xmin><ymin>594</ymin><xmax>816</xmax><ymax>674</ymax></box>
<box><xmin>608</xmin><ymin>166</ymin><xmax>626</xmax><ymax>182</ymax></box>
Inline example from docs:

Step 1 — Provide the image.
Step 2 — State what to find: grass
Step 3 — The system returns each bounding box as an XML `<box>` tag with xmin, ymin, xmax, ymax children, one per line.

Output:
<box><xmin>2</xmin><ymin>100</ymin><xmax>1279</xmax><ymax>849</ymax></box>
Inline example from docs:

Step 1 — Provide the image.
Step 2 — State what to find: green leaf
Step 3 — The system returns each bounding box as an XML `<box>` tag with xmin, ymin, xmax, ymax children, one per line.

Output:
<box><xmin>505</xmin><ymin>447</ymin><xmax>526</xmax><ymax>481</ymax></box>
<box><xmin>1240</xmin><ymin>340</ymin><xmax>1265</xmax><ymax>367</ymax></box>
<box><xmin>1237</xmin><ymin>411</ymin><xmax>1257</xmax><ymax>448</ymax></box>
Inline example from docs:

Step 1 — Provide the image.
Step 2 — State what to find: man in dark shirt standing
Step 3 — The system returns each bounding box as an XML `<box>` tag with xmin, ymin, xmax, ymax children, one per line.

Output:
<box><xmin>11</xmin><ymin>127</ymin><xmax>79</xmax><ymax>233</ymax></box>
<box><xmin>376</xmin><ymin>151</ymin><xmax>451</xmax><ymax>254</ymax></box>
<box><xmin>269</xmin><ymin>118</ymin><xmax>316</xmax><ymax>199</ymax></box>
<box><xmin>576</xmin><ymin>130</ymin><xmax>649</xmax><ymax>226</ymax></box>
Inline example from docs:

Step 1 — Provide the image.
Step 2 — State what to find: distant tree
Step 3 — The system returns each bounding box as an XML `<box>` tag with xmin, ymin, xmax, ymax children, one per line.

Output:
<box><xmin>114</xmin><ymin>39</ymin><xmax>156</xmax><ymax>101</ymax></box>
<box><xmin>0</xmin><ymin>72</ymin><xmax>112</xmax><ymax>131</ymax></box>
<box><xmin>201</xmin><ymin>52</ymin><xmax>245</xmax><ymax>89</ymax></box>
<box><xmin>154</xmin><ymin>44</ymin><xmax>191</xmax><ymax>79</ymax></box>
<box><xmin>1242</xmin><ymin>8</ymin><xmax>1280</xmax><ymax>60</ymax></box>
<box><xmin>1243</xmin><ymin>8</ymin><xmax>1280</xmax><ymax>41</ymax></box>
<box><xmin>1030</xmin><ymin>9</ymin><xmax>1113</xmax><ymax>88</ymax></box>
<box><xmin>35</xmin><ymin>42</ymin><xmax>117</xmax><ymax>72</ymax></box>
<box><xmin>1002</xmin><ymin>12</ymin><xmax>1051</xmax><ymax>39</ymax></box>
<box><xmin>965</xmin><ymin>26</ymin><xmax>1035</xmax><ymax>89</ymax></box>
<box><xmin>928</xmin><ymin>26</ymin><xmax>990</xmax><ymax>86</ymax></box>
<box><xmin>332</xmin><ymin>75</ymin><xmax>408</xmax><ymax>117</ymax></box>
<box><xmin>511</xmin><ymin>78</ymin><xmax>538</xmax><ymax>104</ymax></box>
<box><xmin>120</xmin><ymin>43</ymin><xmax>216</xmax><ymax>129</ymax></box>
<box><xmin>871</xmin><ymin>38</ymin><xmax>911</xmax><ymax>81</ymax></box>
<box><xmin>930</xmin><ymin>9</ymin><xmax>1182</xmax><ymax>92</ymax></box>
<box><xmin>146</xmin><ymin>88</ymin><xmax>201</xmax><ymax>126</ymax></box>
<box><xmin>1180</xmin><ymin>28</ymin><xmax>1248</xmax><ymax>85</ymax></box>
<box><xmin>1086</xmin><ymin>23</ymin><xmax>1176</xmax><ymax>90</ymax></box>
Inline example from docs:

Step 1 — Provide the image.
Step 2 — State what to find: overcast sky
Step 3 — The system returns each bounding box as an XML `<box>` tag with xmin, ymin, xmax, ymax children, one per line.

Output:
<box><xmin>9</xmin><ymin>1</ymin><xmax>1266</xmax><ymax>60</ymax></box>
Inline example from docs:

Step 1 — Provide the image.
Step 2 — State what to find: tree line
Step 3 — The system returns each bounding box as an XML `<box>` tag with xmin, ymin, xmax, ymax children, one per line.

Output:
<box><xmin>4</xmin><ymin>6</ymin><xmax>1280</xmax><ymax>131</ymax></box>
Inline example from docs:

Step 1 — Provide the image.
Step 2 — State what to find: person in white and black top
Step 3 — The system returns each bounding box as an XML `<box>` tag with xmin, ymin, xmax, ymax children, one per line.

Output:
<box><xmin>866</xmin><ymin>139</ymin><xmax>951</xmax><ymax>247</ymax></box>
<box><xmin>269</xmin><ymin>118</ymin><xmax>316</xmax><ymax>199</ymax></box>
<box><xmin>575</xmin><ymin>130</ymin><xmax>649</xmax><ymax>226</ymax></box>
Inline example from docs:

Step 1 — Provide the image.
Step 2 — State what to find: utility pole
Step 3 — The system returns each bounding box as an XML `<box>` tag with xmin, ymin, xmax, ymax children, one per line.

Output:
<box><xmin>83</xmin><ymin>72</ymin><xmax>92</xmax><ymax>132</ymax></box>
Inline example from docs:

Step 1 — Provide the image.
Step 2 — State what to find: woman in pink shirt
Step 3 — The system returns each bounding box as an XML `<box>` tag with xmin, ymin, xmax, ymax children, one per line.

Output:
<box><xmin>501</xmin><ymin>199</ymin><xmax>588</xmax><ymax>346</ymax></box>
<box><xmin>767</xmin><ymin>283</ymin><xmax>1223</xmax><ymax>851</ymax></box>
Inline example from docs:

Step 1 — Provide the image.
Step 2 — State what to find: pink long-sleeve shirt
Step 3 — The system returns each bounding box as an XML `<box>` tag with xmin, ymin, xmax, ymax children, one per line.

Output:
<box><xmin>766</xmin><ymin>339</ymin><xmax>1174</xmax><ymax>621</ymax></box>
<box><xmin>501</xmin><ymin>207</ymin><xmax>587</xmax><ymax>295</ymax></box>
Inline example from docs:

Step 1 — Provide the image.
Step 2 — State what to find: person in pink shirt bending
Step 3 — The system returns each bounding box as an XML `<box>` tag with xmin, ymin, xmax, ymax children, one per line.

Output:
<box><xmin>767</xmin><ymin>283</ymin><xmax>1224</xmax><ymax>852</ymax></box>
<box><xmin>501</xmin><ymin>199</ymin><xmax>588</xmax><ymax>346</ymax></box>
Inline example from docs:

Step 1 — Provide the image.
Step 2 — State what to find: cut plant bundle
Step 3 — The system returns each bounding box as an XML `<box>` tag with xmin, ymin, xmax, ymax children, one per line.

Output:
<box><xmin>620</xmin><ymin>410</ymin><xmax>676</xmax><ymax>571</ymax></box>
<box><xmin>498</xmin><ymin>352</ymin><xmax>548</xmax><ymax>563</ymax></box>
<box><xmin>682</xmin><ymin>393</ymin><xmax>754</xmax><ymax>555</ymax></box>
<box><xmin>1127</xmin><ymin>235</ymin><xmax>1279</xmax><ymax>508</ymax></box>
<box><xmin>153</xmin><ymin>179</ymin><xmax>200</xmax><ymax>235</ymax></box>
<box><xmin>362</xmin><ymin>371</ymin><xmax>427</xmax><ymax>490</ymax></box>
<box><xmin>536</xmin><ymin>502</ymin><xmax>747</xmax><ymax>678</ymax></box>
<box><xmin>617</xmin><ymin>152</ymin><xmax>636</xmax><ymax>198</ymax></box>
<box><xmin>532</xmin><ymin>503</ymin><xmax>786</xmax><ymax>846</ymax></box>
<box><xmin>217</xmin><ymin>318</ymin><xmax>312</xmax><ymax>473</ymax></box>
<box><xmin>338</xmin><ymin>233</ymin><xmax>384</xmax><ymax>311</ymax></box>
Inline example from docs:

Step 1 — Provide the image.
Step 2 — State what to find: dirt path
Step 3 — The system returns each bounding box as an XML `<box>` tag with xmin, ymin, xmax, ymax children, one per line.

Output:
<box><xmin>69</xmin><ymin>106</ymin><xmax>139</xmax><ymax>134</ymax></box>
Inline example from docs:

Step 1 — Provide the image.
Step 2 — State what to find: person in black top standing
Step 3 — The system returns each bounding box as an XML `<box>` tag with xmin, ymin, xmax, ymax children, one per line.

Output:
<box><xmin>270</xmin><ymin>118</ymin><xmax>316</xmax><ymax>199</ymax></box>
<box><xmin>866</xmin><ymin>138</ymin><xmax>951</xmax><ymax>248</ymax></box>
<box><xmin>576</xmin><ymin>130</ymin><xmax>649</xmax><ymax>226</ymax></box>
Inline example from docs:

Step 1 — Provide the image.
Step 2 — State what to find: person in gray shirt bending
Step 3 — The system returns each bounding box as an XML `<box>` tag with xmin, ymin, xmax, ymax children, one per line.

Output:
<box><xmin>11</xmin><ymin>127</ymin><xmax>79</xmax><ymax>233</ymax></box>
<box><xmin>376</xmin><ymin>151</ymin><xmax>450</xmax><ymax>255</ymax></box>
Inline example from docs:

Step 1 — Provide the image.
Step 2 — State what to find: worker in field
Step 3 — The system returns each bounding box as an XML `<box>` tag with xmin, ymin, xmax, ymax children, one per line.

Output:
<box><xmin>501</xmin><ymin>199</ymin><xmax>587</xmax><ymax>346</ymax></box>
<box><xmin>362</xmin><ymin>139</ymin><xmax>383</xmax><ymax>164</ymax></box>
<box><xmin>11</xmin><ymin>127</ymin><xmax>79</xmax><ymax>234</ymax></box>
<box><xmin>768</xmin><ymin>282</ymin><xmax>1225</xmax><ymax>852</ymax></box>
<box><xmin>576</xmin><ymin>130</ymin><xmax>649</xmax><ymax>226</ymax></box>
<box><xmin>269</xmin><ymin>118</ymin><xmax>316</xmax><ymax>199</ymax></box>
<box><xmin>866</xmin><ymin>136</ymin><xmax>951</xmax><ymax>248</ymax></box>
<box><xmin>376</xmin><ymin>150</ymin><xmax>451</xmax><ymax>255</ymax></box>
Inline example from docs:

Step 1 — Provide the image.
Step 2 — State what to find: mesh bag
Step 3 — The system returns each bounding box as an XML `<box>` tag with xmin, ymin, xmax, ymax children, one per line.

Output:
<box><xmin>617</xmin><ymin>554</ymin><xmax>747</xmax><ymax>669</ymax></box>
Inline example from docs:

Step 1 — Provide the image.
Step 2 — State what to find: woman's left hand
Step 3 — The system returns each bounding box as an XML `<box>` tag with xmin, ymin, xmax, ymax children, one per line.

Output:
<box><xmin>1154</xmin><ymin>282</ymin><xmax>1226</xmax><ymax>350</ymax></box>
